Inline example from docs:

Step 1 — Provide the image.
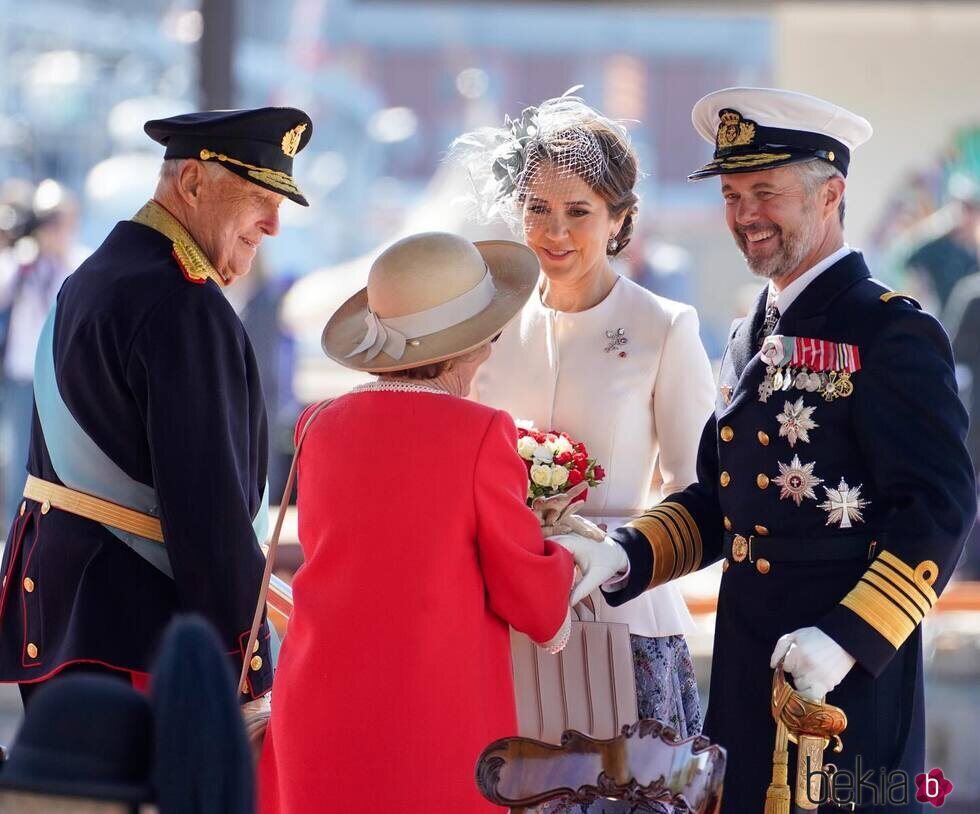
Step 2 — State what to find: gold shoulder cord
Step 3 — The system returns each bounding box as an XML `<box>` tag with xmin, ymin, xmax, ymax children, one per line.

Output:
<box><xmin>132</xmin><ymin>200</ymin><xmax>222</xmax><ymax>285</ymax></box>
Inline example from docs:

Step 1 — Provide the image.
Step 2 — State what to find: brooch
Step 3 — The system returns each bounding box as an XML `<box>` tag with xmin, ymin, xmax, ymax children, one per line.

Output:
<box><xmin>604</xmin><ymin>328</ymin><xmax>628</xmax><ymax>357</ymax></box>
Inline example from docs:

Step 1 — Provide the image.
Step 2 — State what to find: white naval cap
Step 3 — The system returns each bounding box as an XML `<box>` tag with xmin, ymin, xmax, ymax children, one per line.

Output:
<box><xmin>689</xmin><ymin>87</ymin><xmax>873</xmax><ymax>181</ymax></box>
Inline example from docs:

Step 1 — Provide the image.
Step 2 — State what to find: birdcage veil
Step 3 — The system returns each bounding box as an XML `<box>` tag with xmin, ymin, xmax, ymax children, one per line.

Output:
<box><xmin>449</xmin><ymin>87</ymin><xmax>637</xmax><ymax>242</ymax></box>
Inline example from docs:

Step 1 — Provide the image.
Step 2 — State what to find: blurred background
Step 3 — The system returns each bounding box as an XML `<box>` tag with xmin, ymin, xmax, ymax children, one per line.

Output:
<box><xmin>1</xmin><ymin>0</ymin><xmax>979</xmax><ymax>808</ymax></box>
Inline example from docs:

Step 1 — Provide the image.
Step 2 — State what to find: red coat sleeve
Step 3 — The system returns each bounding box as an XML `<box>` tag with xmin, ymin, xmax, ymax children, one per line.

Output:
<box><xmin>473</xmin><ymin>409</ymin><xmax>574</xmax><ymax>643</ymax></box>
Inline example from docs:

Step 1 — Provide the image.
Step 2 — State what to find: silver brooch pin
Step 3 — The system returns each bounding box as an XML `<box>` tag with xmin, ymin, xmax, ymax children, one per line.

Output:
<box><xmin>604</xmin><ymin>327</ymin><xmax>628</xmax><ymax>358</ymax></box>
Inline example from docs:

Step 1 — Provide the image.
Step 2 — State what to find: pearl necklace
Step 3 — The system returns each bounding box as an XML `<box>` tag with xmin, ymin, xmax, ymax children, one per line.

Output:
<box><xmin>350</xmin><ymin>380</ymin><xmax>451</xmax><ymax>396</ymax></box>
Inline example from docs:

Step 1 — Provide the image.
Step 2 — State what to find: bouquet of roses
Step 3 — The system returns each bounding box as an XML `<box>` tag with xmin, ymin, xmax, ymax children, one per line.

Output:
<box><xmin>516</xmin><ymin>426</ymin><xmax>606</xmax><ymax>504</ymax></box>
<box><xmin>515</xmin><ymin>425</ymin><xmax>608</xmax><ymax>543</ymax></box>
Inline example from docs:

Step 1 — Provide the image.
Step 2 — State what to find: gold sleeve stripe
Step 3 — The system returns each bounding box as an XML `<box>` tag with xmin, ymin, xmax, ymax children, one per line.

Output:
<box><xmin>869</xmin><ymin>561</ymin><xmax>931</xmax><ymax>616</ymax></box>
<box><xmin>626</xmin><ymin>502</ymin><xmax>702</xmax><ymax>589</ymax></box>
<box><xmin>841</xmin><ymin>580</ymin><xmax>917</xmax><ymax>649</ymax></box>
<box><xmin>862</xmin><ymin>570</ymin><xmax>925</xmax><ymax>624</ymax></box>
<box><xmin>628</xmin><ymin>512</ymin><xmax>678</xmax><ymax>587</ymax></box>
<box><xmin>658</xmin><ymin>503</ymin><xmax>702</xmax><ymax>577</ymax></box>
<box><xmin>878</xmin><ymin>551</ymin><xmax>938</xmax><ymax>606</ymax></box>
<box><xmin>838</xmin><ymin>551</ymin><xmax>941</xmax><ymax>650</ymax></box>
<box><xmin>654</xmin><ymin>510</ymin><xmax>686</xmax><ymax>582</ymax></box>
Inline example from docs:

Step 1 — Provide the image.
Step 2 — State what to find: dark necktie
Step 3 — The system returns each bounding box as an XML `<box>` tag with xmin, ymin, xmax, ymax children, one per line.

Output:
<box><xmin>757</xmin><ymin>301</ymin><xmax>780</xmax><ymax>350</ymax></box>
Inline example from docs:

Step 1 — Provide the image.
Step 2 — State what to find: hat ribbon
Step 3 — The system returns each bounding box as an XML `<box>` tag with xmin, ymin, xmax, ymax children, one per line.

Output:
<box><xmin>347</xmin><ymin>265</ymin><xmax>497</xmax><ymax>362</ymax></box>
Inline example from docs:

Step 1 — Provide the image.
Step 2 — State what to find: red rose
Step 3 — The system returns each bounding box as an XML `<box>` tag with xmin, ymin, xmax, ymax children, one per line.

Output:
<box><xmin>531</xmin><ymin>432</ymin><xmax>545</xmax><ymax>443</ymax></box>
<box><xmin>573</xmin><ymin>452</ymin><xmax>588</xmax><ymax>471</ymax></box>
<box><xmin>574</xmin><ymin>442</ymin><xmax>586</xmax><ymax>453</ymax></box>
<box><xmin>555</xmin><ymin>451</ymin><xmax>573</xmax><ymax>465</ymax></box>
<box><xmin>593</xmin><ymin>465</ymin><xmax>606</xmax><ymax>481</ymax></box>
<box><xmin>517</xmin><ymin>427</ymin><xmax>528</xmax><ymax>438</ymax></box>
<box><xmin>568</xmin><ymin>468</ymin><xmax>584</xmax><ymax>486</ymax></box>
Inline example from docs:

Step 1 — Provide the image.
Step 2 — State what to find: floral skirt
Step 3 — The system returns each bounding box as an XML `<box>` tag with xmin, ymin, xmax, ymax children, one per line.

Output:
<box><xmin>538</xmin><ymin>634</ymin><xmax>702</xmax><ymax>814</ymax></box>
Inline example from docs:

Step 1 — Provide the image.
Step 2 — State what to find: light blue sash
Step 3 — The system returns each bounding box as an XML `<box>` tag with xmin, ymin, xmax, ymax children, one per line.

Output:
<box><xmin>33</xmin><ymin>304</ymin><xmax>269</xmax><ymax>578</ymax></box>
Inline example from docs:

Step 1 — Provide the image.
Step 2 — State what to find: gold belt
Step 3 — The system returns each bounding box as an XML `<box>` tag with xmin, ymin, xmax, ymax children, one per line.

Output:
<box><xmin>23</xmin><ymin>475</ymin><xmax>164</xmax><ymax>543</ymax></box>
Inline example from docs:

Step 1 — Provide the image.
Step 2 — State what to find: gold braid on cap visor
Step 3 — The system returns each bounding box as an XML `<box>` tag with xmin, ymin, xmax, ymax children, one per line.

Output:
<box><xmin>199</xmin><ymin>149</ymin><xmax>301</xmax><ymax>195</ymax></box>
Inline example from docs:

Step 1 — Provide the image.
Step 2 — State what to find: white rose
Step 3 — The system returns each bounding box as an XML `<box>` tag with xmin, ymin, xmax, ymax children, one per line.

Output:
<box><xmin>532</xmin><ymin>444</ymin><xmax>553</xmax><ymax>463</ymax></box>
<box><xmin>515</xmin><ymin>418</ymin><xmax>535</xmax><ymax>431</ymax></box>
<box><xmin>530</xmin><ymin>464</ymin><xmax>553</xmax><ymax>488</ymax></box>
<box><xmin>552</xmin><ymin>435</ymin><xmax>574</xmax><ymax>455</ymax></box>
<box><xmin>550</xmin><ymin>465</ymin><xmax>569</xmax><ymax>488</ymax></box>
<box><xmin>517</xmin><ymin>436</ymin><xmax>538</xmax><ymax>460</ymax></box>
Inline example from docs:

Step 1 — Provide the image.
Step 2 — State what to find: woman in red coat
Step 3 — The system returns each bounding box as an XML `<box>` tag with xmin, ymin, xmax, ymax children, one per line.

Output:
<box><xmin>259</xmin><ymin>232</ymin><xmax>575</xmax><ymax>814</ymax></box>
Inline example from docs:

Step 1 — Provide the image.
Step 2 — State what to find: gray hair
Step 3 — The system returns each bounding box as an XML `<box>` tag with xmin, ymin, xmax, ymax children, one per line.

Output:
<box><xmin>158</xmin><ymin>158</ymin><xmax>224</xmax><ymax>183</ymax></box>
<box><xmin>794</xmin><ymin>159</ymin><xmax>845</xmax><ymax>226</ymax></box>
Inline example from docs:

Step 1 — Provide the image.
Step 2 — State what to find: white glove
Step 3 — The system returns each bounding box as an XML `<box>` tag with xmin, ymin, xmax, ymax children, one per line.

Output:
<box><xmin>770</xmin><ymin>627</ymin><xmax>856</xmax><ymax>701</ymax></box>
<box><xmin>241</xmin><ymin>694</ymin><xmax>271</xmax><ymax>746</ymax></box>
<box><xmin>548</xmin><ymin>533</ymin><xmax>629</xmax><ymax>606</ymax></box>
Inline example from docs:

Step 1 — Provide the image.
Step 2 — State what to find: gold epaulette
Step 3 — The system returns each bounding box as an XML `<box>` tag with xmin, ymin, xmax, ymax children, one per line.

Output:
<box><xmin>880</xmin><ymin>291</ymin><xmax>921</xmax><ymax>309</ymax></box>
<box><xmin>626</xmin><ymin>502</ymin><xmax>702</xmax><ymax>589</ymax></box>
<box><xmin>132</xmin><ymin>200</ymin><xmax>223</xmax><ymax>286</ymax></box>
<box><xmin>840</xmin><ymin>551</ymin><xmax>938</xmax><ymax>648</ymax></box>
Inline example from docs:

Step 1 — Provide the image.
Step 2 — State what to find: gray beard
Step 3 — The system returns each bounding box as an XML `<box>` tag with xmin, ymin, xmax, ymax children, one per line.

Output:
<box><xmin>740</xmin><ymin>216</ymin><xmax>820</xmax><ymax>281</ymax></box>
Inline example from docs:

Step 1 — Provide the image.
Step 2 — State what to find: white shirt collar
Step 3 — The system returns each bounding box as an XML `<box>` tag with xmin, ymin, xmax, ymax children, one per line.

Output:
<box><xmin>769</xmin><ymin>244</ymin><xmax>853</xmax><ymax>314</ymax></box>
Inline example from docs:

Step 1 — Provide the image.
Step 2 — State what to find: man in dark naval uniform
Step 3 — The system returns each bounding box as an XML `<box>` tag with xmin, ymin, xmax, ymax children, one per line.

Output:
<box><xmin>555</xmin><ymin>89</ymin><xmax>976</xmax><ymax>812</ymax></box>
<box><xmin>0</xmin><ymin>107</ymin><xmax>313</xmax><ymax>718</ymax></box>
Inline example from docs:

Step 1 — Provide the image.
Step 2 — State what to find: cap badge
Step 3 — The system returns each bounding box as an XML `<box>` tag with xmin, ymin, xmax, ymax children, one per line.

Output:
<box><xmin>281</xmin><ymin>123</ymin><xmax>307</xmax><ymax>158</ymax></box>
<box><xmin>716</xmin><ymin>109</ymin><xmax>757</xmax><ymax>151</ymax></box>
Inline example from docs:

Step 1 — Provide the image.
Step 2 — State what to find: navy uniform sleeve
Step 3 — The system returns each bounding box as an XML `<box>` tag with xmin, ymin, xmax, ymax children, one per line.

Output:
<box><xmin>603</xmin><ymin>414</ymin><xmax>726</xmax><ymax>605</ymax></box>
<box><xmin>818</xmin><ymin>306</ymin><xmax>976</xmax><ymax>676</ymax></box>
<box><xmin>127</xmin><ymin>284</ymin><xmax>272</xmax><ymax>698</ymax></box>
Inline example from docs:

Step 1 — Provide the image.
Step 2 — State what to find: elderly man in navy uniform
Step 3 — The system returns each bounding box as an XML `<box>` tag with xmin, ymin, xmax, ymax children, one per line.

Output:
<box><xmin>556</xmin><ymin>89</ymin><xmax>976</xmax><ymax>812</ymax></box>
<box><xmin>0</xmin><ymin>107</ymin><xmax>313</xmax><ymax>718</ymax></box>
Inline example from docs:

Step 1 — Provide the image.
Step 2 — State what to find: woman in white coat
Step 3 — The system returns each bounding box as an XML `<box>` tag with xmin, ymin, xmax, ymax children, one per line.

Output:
<box><xmin>459</xmin><ymin>94</ymin><xmax>715</xmax><ymax>743</ymax></box>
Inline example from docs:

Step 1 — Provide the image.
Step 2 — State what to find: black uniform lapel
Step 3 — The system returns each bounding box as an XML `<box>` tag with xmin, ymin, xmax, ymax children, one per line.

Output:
<box><xmin>731</xmin><ymin>286</ymin><xmax>769</xmax><ymax>380</ymax></box>
<box><xmin>775</xmin><ymin>251</ymin><xmax>872</xmax><ymax>336</ymax></box>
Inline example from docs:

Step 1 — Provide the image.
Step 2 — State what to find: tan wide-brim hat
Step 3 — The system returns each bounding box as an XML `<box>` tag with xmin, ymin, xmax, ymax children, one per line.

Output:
<box><xmin>322</xmin><ymin>232</ymin><xmax>539</xmax><ymax>373</ymax></box>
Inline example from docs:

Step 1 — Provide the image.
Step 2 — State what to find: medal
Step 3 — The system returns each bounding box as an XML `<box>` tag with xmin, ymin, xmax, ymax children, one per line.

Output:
<box><xmin>818</xmin><ymin>478</ymin><xmax>869</xmax><ymax>528</ymax></box>
<box><xmin>834</xmin><ymin>370</ymin><xmax>854</xmax><ymax>399</ymax></box>
<box><xmin>782</xmin><ymin>369</ymin><xmax>793</xmax><ymax>391</ymax></box>
<box><xmin>758</xmin><ymin>375</ymin><xmax>774</xmax><ymax>403</ymax></box>
<box><xmin>772</xmin><ymin>369</ymin><xmax>784</xmax><ymax>391</ymax></box>
<box><xmin>793</xmin><ymin>370</ymin><xmax>809</xmax><ymax>390</ymax></box>
<box><xmin>773</xmin><ymin>455</ymin><xmax>823</xmax><ymax>506</ymax></box>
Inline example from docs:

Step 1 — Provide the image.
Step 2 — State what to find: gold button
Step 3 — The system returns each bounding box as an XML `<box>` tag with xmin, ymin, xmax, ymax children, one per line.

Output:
<box><xmin>19</xmin><ymin>502</ymin><xmax>25</xmax><ymax>517</ymax></box>
<box><xmin>723</xmin><ymin>516</ymin><xmax>733</xmax><ymax>532</ymax></box>
<box><xmin>252</xmin><ymin>640</ymin><xmax>260</xmax><ymax>654</ymax></box>
<box><xmin>754</xmin><ymin>525</ymin><xmax>770</xmax><ymax>536</ymax></box>
<box><xmin>720</xmin><ymin>426</ymin><xmax>734</xmax><ymax>442</ymax></box>
<box><xmin>827</xmin><ymin>151</ymin><xmax>835</xmax><ymax>162</ymax></box>
<box><xmin>23</xmin><ymin>578</ymin><xmax>35</xmax><ymax>593</ymax></box>
<box><xmin>756</xmin><ymin>558</ymin><xmax>771</xmax><ymax>575</ymax></box>
<box><xmin>757</xmin><ymin>474</ymin><xmax>770</xmax><ymax>490</ymax></box>
<box><xmin>720</xmin><ymin>471</ymin><xmax>731</xmax><ymax>487</ymax></box>
<box><xmin>250</xmin><ymin>655</ymin><xmax>263</xmax><ymax>672</ymax></box>
<box><xmin>40</xmin><ymin>501</ymin><xmax>51</xmax><ymax>515</ymax></box>
<box><xmin>757</xmin><ymin>431</ymin><xmax>770</xmax><ymax>446</ymax></box>
<box><xmin>26</xmin><ymin>643</ymin><xmax>38</xmax><ymax>659</ymax></box>
<box><xmin>722</xmin><ymin>558</ymin><xmax>730</xmax><ymax>573</ymax></box>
